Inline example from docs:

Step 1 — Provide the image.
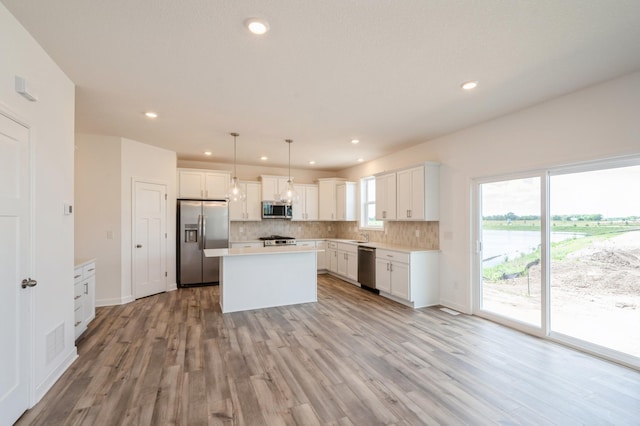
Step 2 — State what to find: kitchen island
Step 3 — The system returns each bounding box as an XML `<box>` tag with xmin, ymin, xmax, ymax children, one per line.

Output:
<box><xmin>204</xmin><ymin>245</ymin><xmax>322</xmax><ymax>313</ymax></box>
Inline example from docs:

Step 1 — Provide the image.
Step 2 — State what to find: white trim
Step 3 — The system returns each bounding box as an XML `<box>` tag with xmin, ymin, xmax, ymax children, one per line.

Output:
<box><xmin>131</xmin><ymin>177</ymin><xmax>169</xmax><ymax>300</ymax></box>
<box><xmin>95</xmin><ymin>295</ymin><xmax>135</xmax><ymax>307</ymax></box>
<box><xmin>33</xmin><ymin>348</ymin><xmax>77</xmax><ymax>403</ymax></box>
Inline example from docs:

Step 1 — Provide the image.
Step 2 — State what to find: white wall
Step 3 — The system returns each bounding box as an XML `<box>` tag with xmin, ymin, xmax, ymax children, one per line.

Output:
<box><xmin>75</xmin><ymin>134</ymin><xmax>177</xmax><ymax>305</ymax></box>
<box><xmin>342</xmin><ymin>71</ymin><xmax>640</xmax><ymax>313</ymax></box>
<box><xmin>121</xmin><ymin>138</ymin><xmax>177</xmax><ymax>298</ymax></box>
<box><xmin>0</xmin><ymin>4</ymin><xmax>76</xmax><ymax>402</ymax></box>
<box><xmin>75</xmin><ymin>134</ymin><xmax>122</xmax><ymax>303</ymax></box>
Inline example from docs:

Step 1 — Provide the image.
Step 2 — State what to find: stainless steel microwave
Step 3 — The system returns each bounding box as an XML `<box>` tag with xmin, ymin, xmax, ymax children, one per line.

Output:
<box><xmin>262</xmin><ymin>201</ymin><xmax>292</xmax><ymax>219</ymax></box>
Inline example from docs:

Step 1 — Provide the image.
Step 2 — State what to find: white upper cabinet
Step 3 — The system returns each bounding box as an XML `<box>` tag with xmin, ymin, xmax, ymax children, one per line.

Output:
<box><xmin>336</xmin><ymin>182</ymin><xmax>356</xmax><ymax>221</ymax></box>
<box><xmin>396</xmin><ymin>163</ymin><xmax>439</xmax><ymax>221</ymax></box>
<box><xmin>318</xmin><ymin>179</ymin><xmax>337</xmax><ymax>220</ymax></box>
<box><xmin>292</xmin><ymin>184</ymin><xmax>319</xmax><ymax>221</ymax></box>
<box><xmin>178</xmin><ymin>168</ymin><xmax>231</xmax><ymax>199</ymax></box>
<box><xmin>375</xmin><ymin>172</ymin><xmax>396</xmax><ymax>220</ymax></box>
<box><xmin>229</xmin><ymin>181</ymin><xmax>262</xmax><ymax>221</ymax></box>
<box><xmin>318</xmin><ymin>179</ymin><xmax>356</xmax><ymax>221</ymax></box>
<box><xmin>375</xmin><ymin>162</ymin><xmax>439</xmax><ymax>221</ymax></box>
<box><xmin>260</xmin><ymin>175</ymin><xmax>290</xmax><ymax>201</ymax></box>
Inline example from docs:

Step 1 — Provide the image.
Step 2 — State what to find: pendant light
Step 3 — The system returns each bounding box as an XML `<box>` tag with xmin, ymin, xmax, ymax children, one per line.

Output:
<box><xmin>279</xmin><ymin>139</ymin><xmax>298</xmax><ymax>205</ymax></box>
<box><xmin>227</xmin><ymin>132</ymin><xmax>246</xmax><ymax>202</ymax></box>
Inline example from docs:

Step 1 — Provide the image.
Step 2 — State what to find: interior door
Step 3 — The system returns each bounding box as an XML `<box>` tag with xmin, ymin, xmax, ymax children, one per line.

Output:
<box><xmin>0</xmin><ymin>113</ymin><xmax>31</xmax><ymax>424</ymax></box>
<box><xmin>133</xmin><ymin>181</ymin><xmax>167</xmax><ymax>298</ymax></box>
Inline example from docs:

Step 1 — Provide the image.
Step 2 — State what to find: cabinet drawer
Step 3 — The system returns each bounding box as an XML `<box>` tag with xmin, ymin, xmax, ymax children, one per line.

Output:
<box><xmin>74</xmin><ymin>305</ymin><xmax>83</xmax><ymax>328</ymax></box>
<box><xmin>82</xmin><ymin>263</ymin><xmax>96</xmax><ymax>278</ymax></box>
<box><xmin>74</xmin><ymin>267</ymin><xmax>83</xmax><ymax>284</ymax></box>
<box><xmin>327</xmin><ymin>242</ymin><xmax>338</xmax><ymax>249</ymax></box>
<box><xmin>74</xmin><ymin>283</ymin><xmax>84</xmax><ymax>309</ymax></box>
<box><xmin>376</xmin><ymin>249</ymin><xmax>409</xmax><ymax>264</ymax></box>
<box><xmin>337</xmin><ymin>243</ymin><xmax>357</xmax><ymax>254</ymax></box>
<box><xmin>297</xmin><ymin>241</ymin><xmax>316</xmax><ymax>248</ymax></box>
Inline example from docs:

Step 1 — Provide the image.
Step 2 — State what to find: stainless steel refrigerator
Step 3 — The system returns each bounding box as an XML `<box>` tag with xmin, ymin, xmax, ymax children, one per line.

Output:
<box><xmin>177</xmin><ymin>200</ymin><xmax>229</xmax><ymax>286</ymax></box>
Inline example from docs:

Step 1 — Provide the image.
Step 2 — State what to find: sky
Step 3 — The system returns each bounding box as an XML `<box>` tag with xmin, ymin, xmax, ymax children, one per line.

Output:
<box><xmin>481</xmin><ymin>165</ymin><xmax>640</xmax><ymax>218</ymax></box>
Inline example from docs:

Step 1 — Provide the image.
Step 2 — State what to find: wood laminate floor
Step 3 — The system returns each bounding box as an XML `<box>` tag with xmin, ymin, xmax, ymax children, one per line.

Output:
<box><xmin>17</xmin><ymin>274</ymin><xmax>640</xmax><ymax>425</ymax></box>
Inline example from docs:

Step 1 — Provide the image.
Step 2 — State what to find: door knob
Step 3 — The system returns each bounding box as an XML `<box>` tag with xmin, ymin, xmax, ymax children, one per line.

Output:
<box><xmin>136</xmin><ymin>244</ymin><xmax>143</xmax><ymax>248</ymax></box>
<box><xmin>21</xmin><ymin>278</ymin><xmax>37</xmax><ymax>288</ymax></box>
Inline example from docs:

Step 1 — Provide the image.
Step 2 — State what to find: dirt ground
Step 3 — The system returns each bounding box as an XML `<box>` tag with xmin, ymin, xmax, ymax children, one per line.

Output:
<box><xmin>483</xmin><ymin>230</ymin><xmax>640</xmax><ymax>358</ymax></box>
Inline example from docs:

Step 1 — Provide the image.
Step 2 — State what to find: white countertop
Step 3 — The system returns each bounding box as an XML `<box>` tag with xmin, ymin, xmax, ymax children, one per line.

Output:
<box><xmin>229</xmin><ymin>238</ymin><xmax>437</xmax><ymax>253</ymax></box>
<box><xmin>74</xmin><ymin>258</ymin><xmax>96</xmax><ymax>268</ymax></box>
<box><xmin>205</xmin><ymin>246</ymin><xmax>324</xmax><ymax>257</ymax></box>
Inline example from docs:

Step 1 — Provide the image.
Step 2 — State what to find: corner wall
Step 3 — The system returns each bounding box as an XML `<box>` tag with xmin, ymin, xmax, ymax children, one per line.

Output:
<box><xmin>341</xmin><ymin>71</ymin><xmax>640</xmax><ymax>313</ymax></box>
<box><xmin>1</xmin><ymin>3</ymin><xmax>76</xmax><ymax>403</ymax></box>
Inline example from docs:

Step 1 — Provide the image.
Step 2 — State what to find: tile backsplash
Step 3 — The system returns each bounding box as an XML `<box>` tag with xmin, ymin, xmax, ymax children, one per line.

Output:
<box><xmin>230</xmin><ymin>220</ymin><xmax>439</xmax><ymax>249</ymax></box>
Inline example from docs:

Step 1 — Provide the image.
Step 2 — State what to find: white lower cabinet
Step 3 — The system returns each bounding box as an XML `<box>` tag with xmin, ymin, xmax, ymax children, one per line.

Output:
<box><xmin>315</xmin><ymin>241</ymin><xmax>327</xmax><ymax>271</ymax></box>
<box><xmin>375</xmin><ymin>249</ymin><xmax>438</xmax><ymax>308</ymax></box>
<box><xmin>337</xmin><ymin>243</ymin><xmax>358</xmax><ymax>282</ymax></box>
<box><xmin>74</xmin><ymin>260</ymin><xmax>96</xmax><ymax>340</ymax></box>
<box><xmin>327</xmin><ymin>242</ymin><xmax>339</xmax><ymax>273</ymax></box>
<box><xmin>326</xmin><ymin>241</ymin><xmax>358</xmax><ymax>283</ymax></box>
<box><xmin>297</xmin><ymin>240</ymin><xmax>326</xmax><ymax>271</ymax></box>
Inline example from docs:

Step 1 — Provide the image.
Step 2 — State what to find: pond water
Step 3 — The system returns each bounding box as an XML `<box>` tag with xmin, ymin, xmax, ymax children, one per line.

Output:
<box><xmin>482</xmin><ymin>230</ymin><xmax>584</xmax><ymax>267</ymax></box>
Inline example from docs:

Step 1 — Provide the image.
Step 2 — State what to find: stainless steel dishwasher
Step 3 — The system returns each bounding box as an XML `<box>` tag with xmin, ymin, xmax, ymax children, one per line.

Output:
<box><xmin>357</xmin><ymin>246</ymin><xmax>378</xmax><ymax>293</ymax></box>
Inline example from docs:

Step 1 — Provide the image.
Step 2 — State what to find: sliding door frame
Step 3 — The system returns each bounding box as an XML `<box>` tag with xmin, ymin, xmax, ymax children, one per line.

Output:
<box><xmin>472</xmin><ymin>154</ymin><xmax>640</xmax><ymax>370</ymax></box>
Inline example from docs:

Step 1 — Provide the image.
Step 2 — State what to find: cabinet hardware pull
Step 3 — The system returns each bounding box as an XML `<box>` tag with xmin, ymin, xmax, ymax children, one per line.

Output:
<box><xmin>75</xmin><ymin>321</ymin><xmax>82</xmax><ymax>327</ymax></box>
<box><xmin>85</xmin><ymin>283</ymin><xmax>88</xmax><ymax>295</ymax></box>
<box><xmin>74</xmin><ymin>274</ymin><xmax>81</xmax><ymax>279</ymax></box>
<box><xmin>74</xmin><ymin>295</ymin><xmax>81</xmax><ymax>300</ymax></box>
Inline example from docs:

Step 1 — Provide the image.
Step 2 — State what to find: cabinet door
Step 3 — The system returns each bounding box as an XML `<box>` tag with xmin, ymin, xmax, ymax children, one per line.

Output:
<box><xmin>376</xmin><ymin>173</ymin><xmax>396</xmax><ymax>220</ymax></box>
<box><xmin>328</xmin><ymin>249</ymin><xmax>339</xmax><ymax>273</ymax></box>
<box><xmin>228</xmin><ymin>184</ymin><xmax>245</xmax><ymax>221</ymax></box>
<box><xmin>292</xmin><ymin>184</ymin><xmax>305</xmax><ymax>221</ymax></box>
<box><xmin>245</xmin><ymin>182</ymin><xmax>262</xmax><ymax>221</ymax></box>
<box><xmin>397</xmin><ymin>166</ymin><xmax>424</xmax><ymax>220</ymax></box>
<box><xmin>261</xmin><ymin>177</ymin><xmax>277</xmax><ymax>201</ymax></box>
<box><xmin>337</xmin><ymin>250</ymin><xmax>348</xmax><ymax>276</ymax></box>
<box><xmin>305</xmin><ymin>185</ymin><xmax>319</xmax><ymax>221</ymax></box>
<box><xmin>375</xmin><ymin>259</ymin><xmax>391</xmax><ymax>293</ymax></box>
<box><xmin>336</xmin><ymin>184</ymin><xmax>346</xmax><ymax>220</ymax></box>
<box><xmin>396</xmin><ymin>169</ymin><xmax>413</xmax><ymax>220</ymax></box>
<box><xmin>346</xmin><ymin>251</ymin><xmax>358</xmax><ymax>281</ymax></box>
<box><xmin>84</xmin><ymin>275</ymin><xmax>96</xmax><ymax>324</ymax></box>
<box><xmin>316</xmin><ymin>241</ymin><xmax>327</xmax><ymax>270</ymax></box>
<box><xmin>318</xmin><ymin>181</ymin><xmax>336</xmax><ymax>220</ymax></box>
<box><xmin>390</xmin><ymin>261</ymin><xmax>410</xmax><ymax>300</ymax></box>
<box><xmin>204</xmin><ymin>172</ymin><xmax>230</xmax><ymax>199</ymax></box>
<box><xmin>178</xmin><ymin>170</ymin><xmax>205</xmax><ymax>199</ymax></box>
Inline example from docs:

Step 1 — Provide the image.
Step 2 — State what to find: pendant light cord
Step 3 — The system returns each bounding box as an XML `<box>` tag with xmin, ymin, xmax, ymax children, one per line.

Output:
<box><xmin>231</xmin><ymin>132</ymin><xmax>239</xmax><ymax>178</ymax></box>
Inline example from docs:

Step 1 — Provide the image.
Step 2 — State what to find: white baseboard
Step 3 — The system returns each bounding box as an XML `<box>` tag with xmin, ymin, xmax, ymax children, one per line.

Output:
<box><xmin>33</xmin><ymin>348</ymin><xmax>77</xmax><ymax>405</ymax></box>
<box><xmin>96</xmin><ymin>295</ymin><xmax>134</xmax><ymax>307</ymax></box>
<box><xmin>167</xmin><ymin>282</ymin><xmax>177</xmax><ymax>291</ymax></box>
<box><xmin>439</xmin><ymin>298</ymin><xmax>471</xmax><ymax>314</ymax></box>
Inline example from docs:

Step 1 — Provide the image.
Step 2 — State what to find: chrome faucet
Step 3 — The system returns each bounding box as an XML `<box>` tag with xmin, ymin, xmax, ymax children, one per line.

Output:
<box><xmin>360</xmin><ymin>232</ymin><xmax>369</xmax><ymax>242</ymax></box>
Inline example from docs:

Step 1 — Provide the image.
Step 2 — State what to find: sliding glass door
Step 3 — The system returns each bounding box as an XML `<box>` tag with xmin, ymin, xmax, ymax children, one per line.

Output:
<box><xmin>550</xmin><ymin>165</ymin><xmax>640</xmax><ymax>359</ymax></box>
<box><xmin>478</xmin><ymin>176</ymin><xmax>543</xmax><ymax>328</ymax></box>
<box><xmin>476</xmin><ymin>159</ymin><xmax>640</xmax><ymax>366</ymax></box>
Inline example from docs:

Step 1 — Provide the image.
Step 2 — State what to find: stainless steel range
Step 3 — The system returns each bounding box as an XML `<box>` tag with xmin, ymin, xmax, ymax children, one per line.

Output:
<box><xmin>259</xmin><ymin>235</ymin><xmax>297</xmax><ymax>247</ymax></box>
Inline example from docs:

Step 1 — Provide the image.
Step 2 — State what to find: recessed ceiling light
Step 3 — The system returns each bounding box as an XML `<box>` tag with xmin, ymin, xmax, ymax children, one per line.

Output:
<box><xmin>245</xmin><ymin>18</ymin><xmax>269</xmax><ymax>35</ymax></box>
<box><xmin>145</xmin><ymin>111</ymin><xmax>158</xmax><ymax>118</ymax></box>
<box><xmin>461</xmin><ymin>81</ymin><xmax>478</xmax><ymax>90</ymax></box>
<box><xmin>204</xmin><ymin>151</ymin><xmax>212</xmax><ymax>156</ymax></box>
<box><xmin>260</xmin><ymin>156</ymin><xmax>268</xmax><ymax>161</ymax></box>
<box><xmin>351</xmin><ymin>139</ymin><xmax>360</xmax><ymax>144</ymax></box>
<box><xmin>357</xmin><ymin>158</ymin><xmax>364</xmax><ymax>163</ymax></box>
<box><xmin>309</xmin><ymin>160</ymin><xmax>316</xmax><ymax>165</ymax></box>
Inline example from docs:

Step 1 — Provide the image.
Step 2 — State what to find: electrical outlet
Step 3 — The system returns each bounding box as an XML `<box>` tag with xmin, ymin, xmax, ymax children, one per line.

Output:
<box><xmin>106</xmin><ymin>230</ymin><xmax>113</xmax><ymax>240</ymax></box>
<box><xmin>239</xmin><ymin>226</ymin><xmax>244</xmax><ymax>233</ymax></box>
<box><xmin>415</xmin><ymin>229</ymin><xmax>420</xmax><ymax>237</ymax></box>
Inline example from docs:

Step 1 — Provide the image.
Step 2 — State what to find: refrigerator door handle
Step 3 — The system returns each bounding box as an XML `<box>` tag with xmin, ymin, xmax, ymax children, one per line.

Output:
<box><xmin>197</xmin><ymin>214</ymin><xmax>203</xmax><ymax>250</ymax></box>
<box><xmin>202</xmin><ymin>215</ymin><xmax>207</xmax><ymax>249</ymax></box>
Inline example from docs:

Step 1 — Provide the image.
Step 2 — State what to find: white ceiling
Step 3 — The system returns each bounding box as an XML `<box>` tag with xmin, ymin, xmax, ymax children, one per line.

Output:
<box><xmin>4</xmin><ymin>1</ymin><xmax>640</xmax><ymax>171</ymax></box>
